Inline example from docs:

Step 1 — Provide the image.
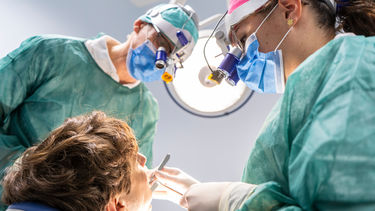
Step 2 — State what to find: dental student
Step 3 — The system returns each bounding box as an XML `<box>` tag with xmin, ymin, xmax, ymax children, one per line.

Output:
<box><xmin>153</xmin><ymin>0</ymin><xmax>375</xmax><ymax>210</ymax></box>
<box><xmin>0</xmin><ymin>3</ymin><xmax>199</xmax><ymax>210</ymax></box>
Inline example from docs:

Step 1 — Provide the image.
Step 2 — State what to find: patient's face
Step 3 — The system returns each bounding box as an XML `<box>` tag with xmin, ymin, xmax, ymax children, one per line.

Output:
<box><xmin>121</xmin><ymin>153</ymin><xmax>153</xmax><ymax>211</ymax></box>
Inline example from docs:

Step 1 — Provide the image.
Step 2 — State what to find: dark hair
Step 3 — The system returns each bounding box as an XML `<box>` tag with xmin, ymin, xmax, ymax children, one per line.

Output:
<box><xmin>258</xmin><ymin>0</ymin><xmax>375</xmax><ymax>36</ymax></box>
<box><xmin>1</xmin><ymin>111</ymin><xmax>138</xmax><ymax>211</ymax></box>
<box><xmin>336</xmin><ymin>0</ymin><xmax>375</xmax><ymax>36</ymax></box>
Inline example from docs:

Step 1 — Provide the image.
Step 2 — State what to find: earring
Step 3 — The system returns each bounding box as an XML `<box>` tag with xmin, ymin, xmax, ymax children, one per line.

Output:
<box><xmin>287</xmin><ymin>19</ymin><xmax>294</xmax><ymax>27</ymax></box>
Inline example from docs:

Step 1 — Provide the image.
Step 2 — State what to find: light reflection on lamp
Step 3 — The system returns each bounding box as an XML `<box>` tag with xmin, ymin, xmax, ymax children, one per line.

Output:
<box><xmin>164</xmin><ymin>30</ymin><xmax>254</xmax><ymax>118</ymax></box>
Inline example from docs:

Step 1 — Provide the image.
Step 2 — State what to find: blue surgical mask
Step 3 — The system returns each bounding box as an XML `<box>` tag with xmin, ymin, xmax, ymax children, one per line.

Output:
<box><xmin>126</xmin><ymin>40</ymin><xmax>164</xmax><ymax>82</ymax></box>
<box><xmin>236</xmin><ymin>5</ymin><xmax>292</xmax><ymax>94</ymax></box>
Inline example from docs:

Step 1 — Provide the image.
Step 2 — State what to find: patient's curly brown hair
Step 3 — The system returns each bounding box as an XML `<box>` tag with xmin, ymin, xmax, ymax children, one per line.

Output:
<box><xmin>1</xmin><ymin>111</ymin><xmax>138</xmax><ymax>211</ymax></box>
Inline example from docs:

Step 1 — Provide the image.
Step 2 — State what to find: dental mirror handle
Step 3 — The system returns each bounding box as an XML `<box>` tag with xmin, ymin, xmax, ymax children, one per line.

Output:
<box><xmin>151</xmin><ymin>154</ymin><xmax>170</xmax><ymax>191</ymax></box>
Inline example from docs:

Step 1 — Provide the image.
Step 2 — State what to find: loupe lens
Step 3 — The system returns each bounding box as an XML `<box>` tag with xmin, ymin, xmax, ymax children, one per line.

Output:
<box><xmin>155</xmin><ymin>60</ymin><xmax>166</xmax><ymax>70</ymax></box>
<box><xmin>155</xmin><ymin>47</ymin><xmax>167</xmax><ymax>70</ymax></box>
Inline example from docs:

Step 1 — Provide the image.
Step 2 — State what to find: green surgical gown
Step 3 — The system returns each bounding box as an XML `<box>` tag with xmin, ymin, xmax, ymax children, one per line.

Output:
<box><xmin>239</xmin><ymin>35</ymin><xmax>375</xmax><ymax>210</ymax></box>
<box><xmin>0</xmin><ymin>35</ymin><xmax>158</xmax><ymax>209</ymax></box>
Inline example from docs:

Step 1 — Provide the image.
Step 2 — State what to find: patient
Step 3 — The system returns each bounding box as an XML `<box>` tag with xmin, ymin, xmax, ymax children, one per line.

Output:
<box><xmin>1</xmin><ymin>111</ymin><xmax>152</xmax><ymax>211</ymax></box>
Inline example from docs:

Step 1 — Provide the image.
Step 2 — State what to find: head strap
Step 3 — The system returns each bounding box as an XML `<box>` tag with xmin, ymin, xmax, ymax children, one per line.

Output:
<box><xmin>319</xmin><ymin>0</ymin><xmax>336</xmax><ymax>14</ymax></box>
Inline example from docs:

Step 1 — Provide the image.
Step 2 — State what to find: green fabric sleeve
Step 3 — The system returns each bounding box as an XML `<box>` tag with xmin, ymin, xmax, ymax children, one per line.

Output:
<box><xmin>239</xmin><ymin>87</ymin><xmax>375</xmax><ymax>211</ymax></box>
<box><xmin>0</xmin><ymin>36</ymin><xmax>51</xmax><ymax>171</ymax></box>
<box><xmin>0</xmin><ymin>36</ymin><xmax>45</xmax><ymax>170</ymax></box>
<box><xmin>288</xmin><ymin>87</ymin><xmax>375</xmax><ymax>210</ymax></box>
<box><xmin>0</xmin><ymin>36</ymin><xmax>51</xmax><ymax>123</ymax></box>
<box><xmin>238</xmin><ymin>182</ymin><xmax>297</xmax><ymax>211</ymax></box>
<box><xmin>134</xmin><ymin>91</ymin><xmax>159</xmax><ymax>168</ymax></box>
<box><xmin>137</xmin><ymin>114</ymin><xmax>158</xmax><ymax>169</ymax></box>
<box><xmin>0</xmin><ymin>40</ymin><xmax>31</xmax><ymax>122</ymax></box>
<box><xmin>0</xmin><ymin>36</ymin><xmax>47</xmax><ymax>211</ymax></box>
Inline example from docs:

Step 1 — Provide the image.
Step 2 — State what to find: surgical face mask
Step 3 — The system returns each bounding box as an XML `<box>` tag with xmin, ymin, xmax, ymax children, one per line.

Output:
<box><xmin>236</xmin><ymin>5</ymin><xmax>292</xmax><ymax>94</ymax></box>
<box><xmin>126</xmin><ymin>39</ymin><xmax>164</xmax><ymax>82</ymax></box>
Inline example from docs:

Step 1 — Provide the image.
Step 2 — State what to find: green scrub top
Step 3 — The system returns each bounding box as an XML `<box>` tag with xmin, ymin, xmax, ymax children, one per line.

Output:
<box><xmin>0</xmin><ymin>35</ymin><xmax>159</xmax><ymax>208</ymax></box>
<box><xmin>239</xmin><ymin>35</ymin><xmax>375</xmax><ymax>210</ymax></box>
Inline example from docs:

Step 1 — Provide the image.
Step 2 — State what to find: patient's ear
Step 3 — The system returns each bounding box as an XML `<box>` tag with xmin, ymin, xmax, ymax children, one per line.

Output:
<box><xmin>106</xmin><ymin>198</ymin><xmax>117</xmax><ymax>211</ymax></box>
<box><xmin>106</xmin><ymin>197</ymin><xmax>127</xmax><ymax>211</ymax></box>
<box><xmin>133</xmin><ymin>19</ymin><xmax>147</xmax><ymax>33</ymax></box>
<box><xmin>116</xmin><ymin>198</ymin><xmax>127</xmax><ymax>211</ymax></box>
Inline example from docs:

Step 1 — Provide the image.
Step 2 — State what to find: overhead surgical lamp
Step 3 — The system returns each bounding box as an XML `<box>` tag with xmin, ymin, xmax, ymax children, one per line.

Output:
<box><xmin>147</xmin><ymin>1</ymin><xmax>254</xmax><ymax>118</ymax></box>
<box><xmin>164</xmin><ymin>27</ymin><xmax>254</xmax><ymax>118</ymax></box>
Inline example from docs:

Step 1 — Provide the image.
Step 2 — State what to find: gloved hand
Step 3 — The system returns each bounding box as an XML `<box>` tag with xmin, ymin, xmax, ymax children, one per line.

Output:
<box><xmin>152</xmin><ymin>167</ymin><xmax>199</xmax><ymax>206</ymax></box>
<box><xmin>182</xmin><ymin>182</ymin><xmax>232</xmax><ymax>211</ymax></box>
